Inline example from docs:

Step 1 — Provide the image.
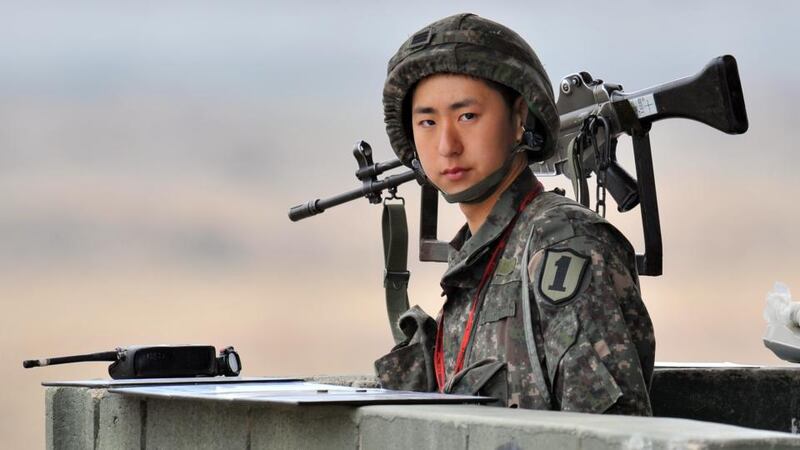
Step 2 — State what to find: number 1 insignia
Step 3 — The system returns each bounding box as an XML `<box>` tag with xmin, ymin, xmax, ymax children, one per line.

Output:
<box><xmin>538</xmin><ymin>249</ymin><xmax>590</xmax><ymax>304</ymax></box>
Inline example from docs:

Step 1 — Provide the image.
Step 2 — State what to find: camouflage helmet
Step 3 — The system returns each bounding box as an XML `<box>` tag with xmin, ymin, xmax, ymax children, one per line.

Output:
<box><xmin>383</xmin><ymin>13</ymin><xmax>560</xmax><ymax>167</ymax></box>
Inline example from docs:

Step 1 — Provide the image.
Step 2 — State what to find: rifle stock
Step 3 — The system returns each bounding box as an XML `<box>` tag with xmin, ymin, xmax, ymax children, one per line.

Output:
<box><xmin>612</xmin><ymin>55</ymin><xmax>748</xmax><ymax>134</ymax></box>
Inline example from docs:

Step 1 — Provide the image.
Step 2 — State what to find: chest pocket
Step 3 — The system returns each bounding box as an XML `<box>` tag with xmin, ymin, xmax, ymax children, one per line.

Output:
<box><xmin>480</xmin><ymin>258</ymin><xmax>520</xmax><ymax>324</ymax></box>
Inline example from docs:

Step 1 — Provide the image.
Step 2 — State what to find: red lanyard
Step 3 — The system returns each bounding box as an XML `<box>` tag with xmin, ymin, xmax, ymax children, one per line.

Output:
<box><xmin>433</xmin><ymin>182</ymin><xmax>543</xmax><ymax>392</ymax></box>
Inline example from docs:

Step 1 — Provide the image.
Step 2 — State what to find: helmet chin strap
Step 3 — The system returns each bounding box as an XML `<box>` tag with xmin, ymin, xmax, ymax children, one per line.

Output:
<box><xmin>441</xmin><ymin>151</ymin><xmax>517</xmax><ymax>204</ymax></box>
<box><xmin>413</xmin><ymin>141</ymin><xmax>532</xmax><ymax>205</ymax></box>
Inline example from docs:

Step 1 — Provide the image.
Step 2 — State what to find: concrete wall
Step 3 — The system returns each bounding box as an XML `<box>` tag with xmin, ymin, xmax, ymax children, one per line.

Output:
<box><xmin>46</xmin><ymin>385</ymin><xmax>800</xmax><ymax>450</ymax></box>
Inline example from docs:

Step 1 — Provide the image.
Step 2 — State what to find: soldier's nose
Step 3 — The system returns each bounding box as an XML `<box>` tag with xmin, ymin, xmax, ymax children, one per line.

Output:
<box><xmin>437</xmin><ymin>122</ymin><xmax>463</xmax><ymax>157</ymax></box>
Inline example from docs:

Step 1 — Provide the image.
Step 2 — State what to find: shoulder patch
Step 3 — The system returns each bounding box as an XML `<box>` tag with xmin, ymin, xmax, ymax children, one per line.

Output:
<box><xmin>538</xmin><ymin>248</ymin><xmax>590</xmax><ymax>304</ymax></box>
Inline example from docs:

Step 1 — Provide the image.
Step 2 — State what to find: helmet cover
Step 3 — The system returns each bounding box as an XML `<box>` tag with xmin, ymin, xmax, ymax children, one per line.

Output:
<box><xmin>383</xmin><ymin>13</ymin><xmax>560</xmax><ymax>167</ymax></box>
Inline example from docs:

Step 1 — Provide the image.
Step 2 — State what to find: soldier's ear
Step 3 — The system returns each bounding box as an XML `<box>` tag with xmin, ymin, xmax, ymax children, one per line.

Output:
<box><xmin>513</xmin><ymin>97</ymin><xmax>528</xmax><ymax>140</ymax></box>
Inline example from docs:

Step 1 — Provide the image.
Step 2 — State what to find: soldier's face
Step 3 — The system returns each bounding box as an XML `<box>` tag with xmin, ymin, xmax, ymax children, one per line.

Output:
<box><xmin>410</xmin><ymin>74</ymin><xmax>522</xmax><ymax>196</ymax></box>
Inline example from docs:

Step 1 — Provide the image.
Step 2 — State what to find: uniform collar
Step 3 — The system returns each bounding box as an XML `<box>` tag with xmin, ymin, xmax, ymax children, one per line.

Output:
<box><xmin>441</xmin><ymin>169</ymin><xmax>536</xmax><ymax>287</ymax></box>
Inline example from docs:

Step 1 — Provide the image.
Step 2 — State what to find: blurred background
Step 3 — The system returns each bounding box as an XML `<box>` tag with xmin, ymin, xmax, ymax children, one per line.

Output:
<box><xmin>2</xmin><ymin>0</ymin><xmax>798</xmax><ymax>446</ymax></box>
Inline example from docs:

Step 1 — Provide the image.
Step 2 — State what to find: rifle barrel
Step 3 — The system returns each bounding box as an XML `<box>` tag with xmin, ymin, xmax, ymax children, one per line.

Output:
<box><xmin>288</xmin><ymin>169</ymin><xmax>417</xmax><ymax>221</ymax></box>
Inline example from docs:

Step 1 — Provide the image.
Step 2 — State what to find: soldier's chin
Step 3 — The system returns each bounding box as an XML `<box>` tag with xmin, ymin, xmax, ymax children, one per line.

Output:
<box><xmin>436</xmin><ymin>181</ymin><xmax>474</xmax><ymax>197</ymax></box>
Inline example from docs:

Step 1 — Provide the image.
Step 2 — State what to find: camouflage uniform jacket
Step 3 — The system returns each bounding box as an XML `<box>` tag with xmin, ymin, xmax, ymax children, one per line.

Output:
<box><xmin>375</xmin><ymin>169</ymin><xmax>655</xmax><ymax>415</ymax></box>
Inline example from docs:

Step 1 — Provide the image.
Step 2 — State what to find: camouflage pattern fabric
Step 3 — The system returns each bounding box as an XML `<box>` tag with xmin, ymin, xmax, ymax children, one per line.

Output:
<box><xmin>375</xmin><ymin>169</ymin><xmax>656</xmax><ymax>415</ymax></box>
<box><xmin>374</xmin><ymin>305</ymin><xmax>437</xmax><ymax>392</ymax></box>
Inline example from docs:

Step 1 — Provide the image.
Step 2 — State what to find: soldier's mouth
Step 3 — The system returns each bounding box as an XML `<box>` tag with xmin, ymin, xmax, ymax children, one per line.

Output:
<box><xmin>442</xmin><ymin>167</ymin><xmax>469</xmax><ymax>180</ymax></box>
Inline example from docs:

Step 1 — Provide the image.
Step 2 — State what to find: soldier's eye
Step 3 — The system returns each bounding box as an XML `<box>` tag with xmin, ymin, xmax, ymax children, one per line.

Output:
<box><xmin>418</xmin><ymin>119</ymin><xmax>435</xmax><ymax>127</ymax></box>
<box><xmin>459</xmin><ymin>112</ymin><xmax>477</xmax><ymax>121</ymax></box>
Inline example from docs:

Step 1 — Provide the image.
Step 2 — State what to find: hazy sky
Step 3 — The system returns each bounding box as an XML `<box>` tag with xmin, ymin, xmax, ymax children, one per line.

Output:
<box><xmin>2</xmin><ymin>1</ymin><xmax>799</xmax><ymax>447</ymax></box>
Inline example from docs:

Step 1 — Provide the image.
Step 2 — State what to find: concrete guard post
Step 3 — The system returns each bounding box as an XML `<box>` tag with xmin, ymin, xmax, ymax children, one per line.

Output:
<box><xmin>46</xmin><ymin>385</ymin><xmax>800</xmax><ymax>450</ymax></box>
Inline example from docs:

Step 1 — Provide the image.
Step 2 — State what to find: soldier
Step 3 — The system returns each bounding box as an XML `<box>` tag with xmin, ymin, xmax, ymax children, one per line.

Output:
<box><xmin>374</xmin><ymin>13</ymin><xmax>655</xmax><ymax>415</ymax></box>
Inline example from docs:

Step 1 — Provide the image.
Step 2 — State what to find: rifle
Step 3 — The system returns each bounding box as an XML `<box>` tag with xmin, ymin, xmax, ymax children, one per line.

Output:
<box><xmin>532</xmin><ymin>54</ymin><xmax>748</xmax><ymax>275</ymax></box>
<box><xmin>289</xmin><ymin>55</ymin><xmax>748</xmax><ymax>277</ymax></box>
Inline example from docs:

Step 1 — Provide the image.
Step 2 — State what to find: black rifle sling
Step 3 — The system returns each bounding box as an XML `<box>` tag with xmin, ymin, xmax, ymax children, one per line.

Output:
<box><xmin>382</xmin><ymin>202</ymin><xmax>411</xmax><ymax>344</ymax></box>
